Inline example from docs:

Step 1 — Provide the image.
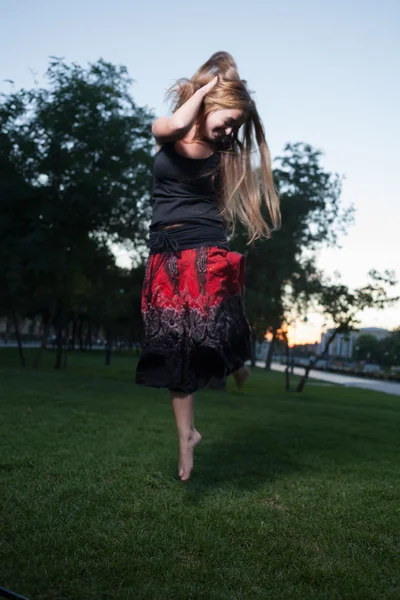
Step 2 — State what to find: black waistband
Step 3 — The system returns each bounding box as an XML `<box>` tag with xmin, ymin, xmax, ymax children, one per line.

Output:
<box><xmin>148</xmin><ymin>222</ymin><xmax>229</xmax><ymax>254</ymax></box>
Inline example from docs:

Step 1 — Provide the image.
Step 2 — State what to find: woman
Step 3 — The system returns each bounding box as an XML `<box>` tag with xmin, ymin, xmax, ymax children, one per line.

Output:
<box><xmin>136</xmin><ymin>51</ymin><xmax>280</xmax><ymax>482</ymax></box>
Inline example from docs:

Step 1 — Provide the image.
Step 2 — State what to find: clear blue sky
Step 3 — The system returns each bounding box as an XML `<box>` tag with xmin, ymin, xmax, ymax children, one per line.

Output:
<box><xmin>2</xmin><ymin>0</ymin><xmax>399</xmax><ymax>336</ymax></box>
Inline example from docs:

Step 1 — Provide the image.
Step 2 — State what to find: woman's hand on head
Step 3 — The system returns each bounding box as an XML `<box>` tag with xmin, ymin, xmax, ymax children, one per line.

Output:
<box><xmin>152</xmin><ymin>77</ymin><xmax>218</xmax><ymax>144</ymax></box>
<box><xmin>197</xmin><ymin>76</ymin><xmax>218</xmax><ymax>98</ymax></box>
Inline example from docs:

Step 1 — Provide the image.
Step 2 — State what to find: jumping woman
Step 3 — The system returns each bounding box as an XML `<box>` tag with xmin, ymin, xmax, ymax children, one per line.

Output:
<box><xmin>136</xmin><ymin>51</ymin><xmax>281</xmax><ymax>481</ymax></box>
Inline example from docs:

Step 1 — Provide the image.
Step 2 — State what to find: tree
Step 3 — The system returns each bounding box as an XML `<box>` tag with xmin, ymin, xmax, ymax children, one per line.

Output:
<box><xmin>379</xmin><ymin>328</ymin><xmax>400</xmax><ymax>367</ymax></box>
<box><xmin>0</xmin><ymin>135</ymin><xmax>39</xmax><ymax>367</ymax></box>
<box><xmin>296</xmin><ymin>269</ymin><xmax>399</xmax><ymax>392</ymax></box>
<box><xmin>0</xmin><ymin>58</ymin><xmax>154</xmax><ymax>367</ymax></box>
<box><xmin>231</xmin><ymin>142</ymin><xmax>355</xmax><ymax>372</ymax></box>
<box><xmin>353</xmin><ymin>334</ymin><xmax>381</xmax><ymax>363</ymax></box>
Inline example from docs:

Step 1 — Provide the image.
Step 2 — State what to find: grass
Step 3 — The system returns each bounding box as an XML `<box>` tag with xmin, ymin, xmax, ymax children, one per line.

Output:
<box><xmin>1</xmin><ymin>348</ymin><xmax>400</xmax><ymax>600</ymax></box>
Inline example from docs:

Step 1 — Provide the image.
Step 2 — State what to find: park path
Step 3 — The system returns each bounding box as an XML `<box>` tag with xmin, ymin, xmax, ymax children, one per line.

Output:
<box><xmin>253</xmin><ymin>361</ymin><xmax>400</xmax><ymax>397</ymax></box>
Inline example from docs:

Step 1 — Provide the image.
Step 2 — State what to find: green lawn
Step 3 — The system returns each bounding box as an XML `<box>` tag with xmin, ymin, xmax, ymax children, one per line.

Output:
<box><xmin>1</xmin><ymin>348</ymin><xmax>400</xmax><ymax>600</ymax></box>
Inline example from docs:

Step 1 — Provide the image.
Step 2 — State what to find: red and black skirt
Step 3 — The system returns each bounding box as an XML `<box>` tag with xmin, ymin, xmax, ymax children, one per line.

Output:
<box><xmin>135</xmin><ymin>223</ymin><xmax>252</xmax><ymax>393</ymax></box>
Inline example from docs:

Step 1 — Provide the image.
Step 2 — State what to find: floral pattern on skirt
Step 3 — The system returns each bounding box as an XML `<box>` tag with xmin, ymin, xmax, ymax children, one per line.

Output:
<box><xmin>135</xmin><ymin>246</ymin><xmax>252</xmax><ymax>393</ymax></box>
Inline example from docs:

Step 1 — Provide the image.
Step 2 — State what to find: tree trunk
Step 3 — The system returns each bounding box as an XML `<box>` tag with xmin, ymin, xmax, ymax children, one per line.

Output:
<box><xmin>70</xmin><ymin>317</ymin><xmax>77</xmax><ymax>350</ymax></box>
<box><xmin>265</xmin><ymin>334</ymin><xmax>276</xmax><ymax>370</ymax></box>
<box><xmin>105</xmin><ymin>327</ymin><xmax>112</xmax><ymax>366</ymax></box>
<box><xmin>78</xmin><ymin>318</ymin><xmax>84</xmax><ymax>351</ymax></box>
<box><xmin>33</xmin><ymin>302</ymin><xmax>56</xmax><ymax>369</ymax></box>
<box><xmin>251</xmin><ymin>336</ymin><xmax>257</xmax><ymax>368</ymax></box>
<box><xmin>54</xmin><ymin>302</ymin><xmax>66</xmax><ymax>370</ymax></box>
<box><xmin>285</xmin><ymin>337</ymin><xmax>290</xmax><ymax>391</ymax></box>
<box><xmin>86</xmin><ymin>319</ymin><xmax>92</xmax><ymax>351</ymax></box>
<box><xmin>296</xmin><ymin>329</ymin><xmax>339</xmax><ymax>392</ymax></box>
<box><xmin>11</xmin><ymin>308</ymin><xmax>25</xmax><ymax>368</ymax></box>
<box><xmin>63</xmin><ymin>319</ymin><xmax>70</xmax><ymax>368</ymax></box>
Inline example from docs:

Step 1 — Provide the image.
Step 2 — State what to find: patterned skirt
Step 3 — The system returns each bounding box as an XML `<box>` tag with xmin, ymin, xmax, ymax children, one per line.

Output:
<box><xmin>135</xmin><ymin>245</ymin><xmax>252</xmax><ymax>393</ymax></box>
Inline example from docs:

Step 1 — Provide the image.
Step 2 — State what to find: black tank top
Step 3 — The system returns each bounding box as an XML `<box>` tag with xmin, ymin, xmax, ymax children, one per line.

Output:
<box><xmin>150</xmin><ymin>142</ymin><xmax>223</xmax><ymax>230</ymax></box>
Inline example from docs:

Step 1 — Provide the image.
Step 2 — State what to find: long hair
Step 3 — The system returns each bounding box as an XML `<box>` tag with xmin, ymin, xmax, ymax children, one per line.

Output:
<box><xmin>166</xmin><ymin>51</ymin><xmax>281</xmax><ymax>243</ymax></box>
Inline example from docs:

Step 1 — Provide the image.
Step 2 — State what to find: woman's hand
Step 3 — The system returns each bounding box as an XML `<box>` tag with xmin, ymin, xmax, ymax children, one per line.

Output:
<box><xmin>197</xmin><ymin>76</ymin><xmax>218</xmax><ymax>98</ymax></box>
<box><xmin>152</xmin><ymin>76</ymin><xmax>218</xmax><ymax>144</ymax></box>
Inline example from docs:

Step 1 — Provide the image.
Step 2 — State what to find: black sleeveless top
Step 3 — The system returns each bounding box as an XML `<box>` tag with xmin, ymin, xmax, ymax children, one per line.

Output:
<box><xmin>149</xmin><ymin>142</ymin><xmax>223</xmax><ymax>231</ymax></box>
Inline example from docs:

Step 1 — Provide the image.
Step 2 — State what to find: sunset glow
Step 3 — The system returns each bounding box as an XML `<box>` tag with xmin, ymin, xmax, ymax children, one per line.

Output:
<box><xmin>287</xmin><ymin>320</ymin><xmax>322</xmax><ymax>347</ymax></box>
<box><xmin>263</xmin><ymin>318</ymin><xmax>323</xmax><ymax>347</ymax></box>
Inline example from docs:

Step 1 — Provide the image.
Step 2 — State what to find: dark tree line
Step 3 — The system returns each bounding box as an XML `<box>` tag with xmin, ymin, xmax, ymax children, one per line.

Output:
<box><xmin>0</xmin><ymin>58</ymin><xmax>153</xmax><ymax>368</ymax></box>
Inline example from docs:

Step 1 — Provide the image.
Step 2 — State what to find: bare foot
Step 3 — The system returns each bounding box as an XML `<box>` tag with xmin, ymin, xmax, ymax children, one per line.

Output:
<box><xmin>233</xmin><ymin>365</ymin><xmax>251</xmax><ymax>389</ymax></box>
<box><xmin>178</xmin><ymin>428</ymin><xmax>202</xmax><ymax>482</ymax></box>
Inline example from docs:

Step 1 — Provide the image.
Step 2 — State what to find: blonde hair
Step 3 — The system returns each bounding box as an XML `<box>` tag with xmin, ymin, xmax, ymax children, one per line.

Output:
<box><xmin>167</xmin><ymin>51</ymin><xmax>281</xmax><ymax>243</ymax></box>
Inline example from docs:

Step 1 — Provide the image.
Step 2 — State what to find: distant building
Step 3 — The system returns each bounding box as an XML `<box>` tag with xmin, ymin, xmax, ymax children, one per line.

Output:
<box><xmin>256</xmin><ymin>339</ymin><xmax>319</xmax><ymax>361</ymax></box>
<box><xmin>319</xmin><ymin>327</ymin><xmax>390</xmax><ymax>359</ymax></box>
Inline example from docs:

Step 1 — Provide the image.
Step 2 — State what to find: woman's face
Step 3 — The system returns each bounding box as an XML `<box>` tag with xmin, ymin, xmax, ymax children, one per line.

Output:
<box><xmin>202</xmin><ymin>108</ymin><xmax>244</xmax><ymax>144</ymax></box>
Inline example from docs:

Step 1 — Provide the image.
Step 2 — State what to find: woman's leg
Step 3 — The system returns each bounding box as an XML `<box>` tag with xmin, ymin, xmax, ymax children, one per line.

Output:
<box><xmin>170</xmin><ymin>391</ymin><xmax>202</xmax><ymax>482</ymax></box>
<box><xmin>233</xmin><ymin>365</ymin><xmax>251</xmax><ymax>388</ymax></box>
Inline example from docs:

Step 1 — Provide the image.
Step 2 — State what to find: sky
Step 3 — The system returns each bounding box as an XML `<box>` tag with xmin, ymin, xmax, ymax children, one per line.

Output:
<box><xmin>1</xmin><ymin>0</ymin><xmax>399</xmax><ymax>342</ymax></box>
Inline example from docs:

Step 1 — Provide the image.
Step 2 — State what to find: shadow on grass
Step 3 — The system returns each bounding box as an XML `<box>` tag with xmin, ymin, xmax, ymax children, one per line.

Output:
<box><xmin>179</xmin><ymin>387</ymin><xmax>399</xmax><ymax>502</ymax></box>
